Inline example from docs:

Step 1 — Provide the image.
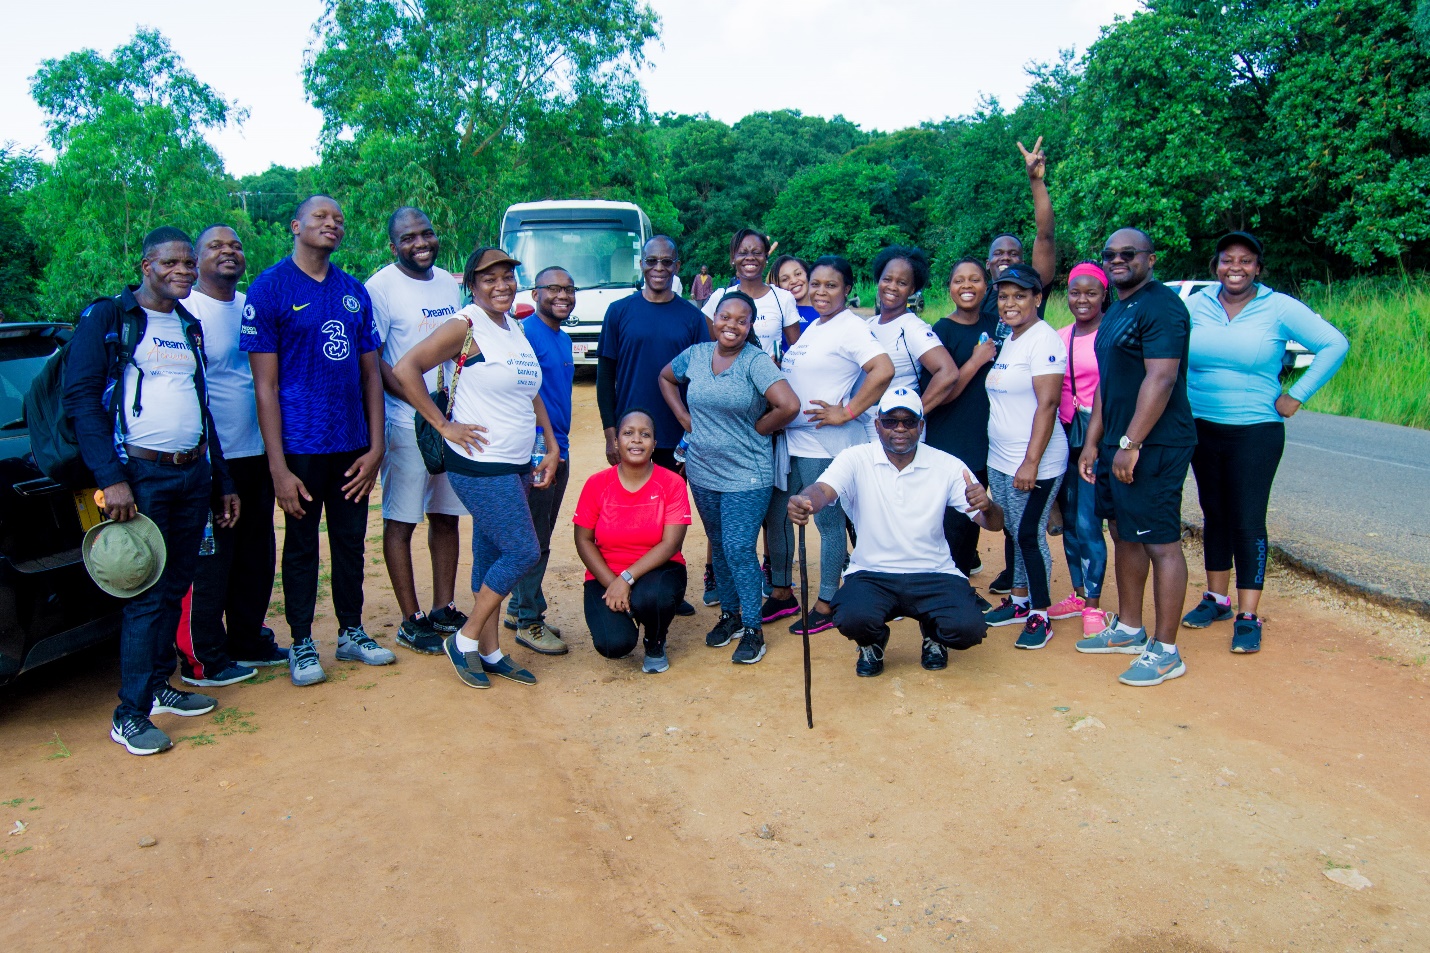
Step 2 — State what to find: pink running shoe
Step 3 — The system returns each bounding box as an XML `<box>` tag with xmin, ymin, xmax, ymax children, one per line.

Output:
<box><xmin>1048</xmin><ymin>592</ymin><xmax>1086</xmax><ymax>620</ymax></box>
<box><xmin>1081</xmin><ymin>607</ymin><xmax>1108</xmax><ymax>636</ymax></box>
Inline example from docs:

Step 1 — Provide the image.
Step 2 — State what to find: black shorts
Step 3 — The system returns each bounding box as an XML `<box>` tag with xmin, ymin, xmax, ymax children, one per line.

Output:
<box><xmin>1093</xmin><ymin>443</ymin><xmax>1194</xmax><ymax>545</ymax></box>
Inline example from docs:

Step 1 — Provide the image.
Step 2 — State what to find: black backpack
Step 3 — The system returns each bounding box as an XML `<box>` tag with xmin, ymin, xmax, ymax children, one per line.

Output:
<box><xmin>24</xmin><ymin>298</ymin><xmax>144</xmax><ymax>488</ymax></box>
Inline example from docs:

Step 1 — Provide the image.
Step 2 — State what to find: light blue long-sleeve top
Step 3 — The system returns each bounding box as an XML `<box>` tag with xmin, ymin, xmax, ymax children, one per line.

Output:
<box><xmin>1187</xmin><ymin>283</ymin><xmax>1350</xmax><ymax>426</ymax></box>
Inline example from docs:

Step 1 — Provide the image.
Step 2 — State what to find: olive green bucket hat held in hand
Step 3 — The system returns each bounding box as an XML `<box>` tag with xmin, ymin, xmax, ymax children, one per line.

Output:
<box><xmin>81</xmin><ymin>515</ymin><xmax>167</xmax><ymax>599</ymax></box>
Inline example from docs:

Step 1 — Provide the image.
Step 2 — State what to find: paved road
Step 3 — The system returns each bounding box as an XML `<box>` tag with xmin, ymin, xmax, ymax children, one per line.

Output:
<box><xmin>1182</xmin><ymin>411</ymin><xmax>1430</xmax><ymax>614</ymax></box>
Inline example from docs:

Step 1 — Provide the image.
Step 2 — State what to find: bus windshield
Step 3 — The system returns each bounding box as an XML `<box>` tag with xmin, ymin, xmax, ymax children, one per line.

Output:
<box><xmin>504</xmin><ymin>226</ymin><xmax>643</xmax><ymax>291</ymax></box>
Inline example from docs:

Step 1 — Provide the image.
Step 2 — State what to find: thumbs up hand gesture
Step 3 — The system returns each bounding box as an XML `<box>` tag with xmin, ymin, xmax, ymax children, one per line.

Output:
<box><xmin>963</xmin><ymin>470</ymin><xmax>992</xmax><ymax>513</ymax></box>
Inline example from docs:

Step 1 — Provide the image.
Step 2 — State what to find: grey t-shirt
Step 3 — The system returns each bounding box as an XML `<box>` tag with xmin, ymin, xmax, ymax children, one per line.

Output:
<box><xmin>670</xmin><ymin>342</ymin><xmax>785</xmax><ymax>492</ymax></box>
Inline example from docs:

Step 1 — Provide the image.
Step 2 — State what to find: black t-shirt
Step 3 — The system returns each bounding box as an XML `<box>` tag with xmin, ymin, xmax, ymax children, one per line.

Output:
<box><xmin>923</xmin><ymin>311</ymin><xmax>998</xmax><ymax>470</ymax></box>
<box><xmin>597</xmin><ymin>293</ymin><xmax>710</xmax><ymax>448</ymax></box>
<box><xmin>1095</xmin><ymin>280</ymin><xmax>1197</xmax><ymax>449</ymax></box>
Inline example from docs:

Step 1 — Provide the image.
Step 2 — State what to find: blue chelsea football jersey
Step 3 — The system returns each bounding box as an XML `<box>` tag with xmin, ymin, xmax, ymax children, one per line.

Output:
<box><xmin>240</xmin><ymin>257</ymin><xmax>382</xmax><ymax>455</ymax></box>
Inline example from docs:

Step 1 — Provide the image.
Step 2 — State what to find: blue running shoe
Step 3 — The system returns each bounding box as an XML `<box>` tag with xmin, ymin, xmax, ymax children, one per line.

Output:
<box><xmin>1231</xmin><ymin>614</ymin><xmax>1262</xmax><ymax>653</ymax></box>
<box><xmin>1118</xmin><ymin>645</ymin><xmax>1187</xmax><ymax>686</ymax></box>
<box><xmin>1075</xmin><ymin>614</ymin><xmax>1149</xmax><ymax>654</ymax></box>
<box><xmin>1014</xmin><ymin>615</ymin><xmax>1054</xmax><ymax>650</ymax></box>
<box><xmin>1182</xmin><ymin>593</ymin><xmax>1233</xmax><ymax>628</ymax></box>
<box><xmin>642</xmin><ymin>643</ymin><xmax>669</xmax><ymax>674</ymax></box>
<box><xmin>289</xmin><ymin>639</ymin><xmax>327</xmax><ymax>687</ymax></box>
<box><xmin>984</xmin><ymin>598</ymin><xmax>1029</xmax><ymax>628</ymax></box>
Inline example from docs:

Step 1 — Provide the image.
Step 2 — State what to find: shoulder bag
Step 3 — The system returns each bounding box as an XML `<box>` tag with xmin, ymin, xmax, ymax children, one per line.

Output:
<box><xmin>415</xmin><ymin>316</ymin><xmax>475</xmax><ymax>474</ymax></box>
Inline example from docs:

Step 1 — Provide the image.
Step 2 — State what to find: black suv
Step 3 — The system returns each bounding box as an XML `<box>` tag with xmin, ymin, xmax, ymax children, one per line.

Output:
<box><xmin>0</xmin><ymin>322</ymin><xmax>121</xmax><ymax>687</ymax></box>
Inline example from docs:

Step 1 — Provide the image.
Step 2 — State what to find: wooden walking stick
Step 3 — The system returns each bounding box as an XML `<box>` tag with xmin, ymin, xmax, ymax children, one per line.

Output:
<box><xmin>798</xmin><ymin>522</ymin><xmax>813</xmax><ymax>729</ymax></box>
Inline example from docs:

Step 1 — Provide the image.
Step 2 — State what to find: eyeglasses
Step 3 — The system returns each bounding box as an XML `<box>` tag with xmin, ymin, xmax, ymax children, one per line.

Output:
<box><xmin>533</xmin><ymin>284</ymin><xmax>576</xmax><ymax>296</ymax></box>
<box><xmin>877</xmin><ymin>415</ymin><xmax>920</xmax><ymax>431</ymax></box>
<box><xmin>1100</xmin><ymin>247</ymin><xmax>1151</xmax><ymax>263</ymax></box>
<box><xmin>642</xmin><ymin>257</ymin><xmax>677</xmax><ymax>268</ymax></box>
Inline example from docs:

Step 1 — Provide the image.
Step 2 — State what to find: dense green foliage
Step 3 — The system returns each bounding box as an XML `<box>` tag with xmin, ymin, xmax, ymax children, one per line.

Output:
<box><xmin>4</xmin><ymin>0</ymin><xmax>1428</xmax><ymax>339</ymax></box>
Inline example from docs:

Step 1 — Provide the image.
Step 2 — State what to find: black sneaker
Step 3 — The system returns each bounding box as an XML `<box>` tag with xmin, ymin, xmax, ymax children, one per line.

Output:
<box><xmin>111</xmin><ymin>715</ymin><xmax>172</xmax><ymax>755</ymax></box>
<box><xmin>397</xmin><ymin>613</ymin><xmax>445</xmax><ymax>655</ymax></box>
<box><xmin>1182</xmin><ymin>592</ymin><xmax>1234</xmax><ymax>628</ymax></box>
<box><xmin>856</xmin><ymin>636</ymin><xmax>888</xmax><ymax>677</ymax></box>
<box><xmin>920</xmin><ymin>637</ymin><xmax>948</xmax><ymax>671</ymax></box>
<box><xmin>234</xmin><ymin>626</ymin><xmax>289</xmax><ymax>668</ymax></box>
<box><xmin>987</xmin><ymin>567</ymin><xmax>1014</xmax><ymax>595</ymax></box>
<box><xmin>760</xmin><ymin>593</ymin><xmax>800</xmax><ymax>623</ymax></box>
<box><xmin>429</xmin><ymin>603</ymin><xmax>469</xmax><ymax>633</ymax></box>
<box><xmin>702</xmin><ymin>565</ymin><xmax>719</xmax><ymax>606</ymax></box>
<box><xmin>151</xmin><ymin>684</ymin><xmax>217</xmax><ymax>717</ymax></box>
<box><xmin>705</xmin><ymin>611</ymin><xmax>739</xmax><ymax>647</ymax></box>
<box><xmin>676</xmin><ymin>600</ymin><xmax>696</xmax><ymax>617</ymax></box>
<box><xmin>789</xmin><ymin>608</ymin><xmax>834</xmax><ymax>635</ymax></box>
<box><xmin>731</xmin><ymin>627</ymin><xmax>766</xmax><ymax>664</ymax></box>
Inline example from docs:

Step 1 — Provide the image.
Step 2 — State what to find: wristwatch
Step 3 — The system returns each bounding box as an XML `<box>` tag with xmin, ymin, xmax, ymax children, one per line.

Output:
<box><xmin>620</xmin><ymin>570</ymin><xmax>635</xmax><ymax>585</ymax></box>
<box><xmin>1118</xmin><ymin>435</ymin><xmax>1143</xmax><ymax>451</ymax></box>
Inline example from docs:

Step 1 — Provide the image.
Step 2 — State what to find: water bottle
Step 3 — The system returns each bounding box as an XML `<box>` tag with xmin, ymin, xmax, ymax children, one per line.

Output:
<box><xmin>531</xmin><ymin>427</ymin><xmax>546</xmax><ymax>471</ymax></box>
<box><xmin>673</xmin><ymin>433</ymin><xmax>690</xmax><ymax>465</ymax></box>
<box><xmin>199</xmin><ymin>512</ymin><xmax>215</xmax><ymax>556</ymax></box>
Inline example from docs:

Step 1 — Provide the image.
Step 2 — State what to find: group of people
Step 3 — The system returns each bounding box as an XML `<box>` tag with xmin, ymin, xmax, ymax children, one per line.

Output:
<box><xmin>65</xmin><ymin>140</ymin><xmax>1349</xmax><ymax>757</ymax></box>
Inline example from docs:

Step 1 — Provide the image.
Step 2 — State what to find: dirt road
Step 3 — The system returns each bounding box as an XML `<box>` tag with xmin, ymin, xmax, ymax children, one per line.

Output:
<box><xmin>3</xmin><ymin>382</ymin><xmax>1429</xmax><ymax>952</ymax></box>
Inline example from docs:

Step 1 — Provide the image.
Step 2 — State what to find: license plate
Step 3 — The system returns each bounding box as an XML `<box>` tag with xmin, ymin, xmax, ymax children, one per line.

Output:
<box><xmin>573</xmin><ymin>342</ymin><xmax>590</xmax><ymax>357</ymax></box>
<box><xmin>73</xmin><ymin>488</ymin><xmax>105</xmax><ymax>531</ymax></box>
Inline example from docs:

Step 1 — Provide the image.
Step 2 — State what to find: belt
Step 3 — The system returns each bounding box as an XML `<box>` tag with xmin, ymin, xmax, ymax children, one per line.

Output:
<box><xmin>125</xmin><ymin>441</ymin><xmax>207</xmax><ymax>466</ymax></box>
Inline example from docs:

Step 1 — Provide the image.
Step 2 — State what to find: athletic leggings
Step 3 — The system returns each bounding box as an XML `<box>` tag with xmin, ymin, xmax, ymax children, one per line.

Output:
<box><xmin>988</xmin><ymin>468</ymin><xmax>1062</xmax><ymax>609</ymax></box>
<box><xmin>1058</xmin><ymin>448</ymin><xmax>1107</xmax><ymax>599</ymax></box>
<box><xmin>584</xmin><ymin>562</ymin><xmax>687</xmax><ymax>658</ymax></box>
<box><xmin>692</xmin><ymin>483</ymin><xmax>772</xmax><ymax>629</ymax></box>
<box><xmin>1191</xmin><ymin>419</ymin><xmax>1285</xmax><ymax>591</ymax></box>
<box><xmin>766</xmin><ymin>456</ymin><xmax>847</xmax><ymax>604</ymax></box>
<box><xmin>447</xmin><ymin>472</ymin><xmax>540</xmax><ymax>597</ymax></box>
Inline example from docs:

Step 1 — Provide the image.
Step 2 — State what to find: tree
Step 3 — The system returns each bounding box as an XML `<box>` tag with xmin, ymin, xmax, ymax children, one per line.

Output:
<box><xmin>0</xmin><ymin>146</ymin><xmax>42</xmax><ymax>322</ymax></box>
<box><xmin>25</xmin><ymin>30</ymin><xmax>240</xmax><ymax>319</ymax></box>
<box><xmin>302</xmin><ymin>0</ymin><xmax>660</xmax><ymax>271</ymax></box>
<box><xmin>763</xmin><ymin>159</ymin><xmax>908</xmax><ymax>279</ymax></box>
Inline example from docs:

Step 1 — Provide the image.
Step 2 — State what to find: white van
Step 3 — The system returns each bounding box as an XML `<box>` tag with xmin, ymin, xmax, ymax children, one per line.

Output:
<box><xmin>500</xmin><ymin>200</ymin><xmax>653</xmax><ymax>365</ymax></box>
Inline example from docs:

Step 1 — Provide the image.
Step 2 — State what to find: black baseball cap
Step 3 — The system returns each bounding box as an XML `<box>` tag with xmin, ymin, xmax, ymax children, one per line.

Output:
<box><xmin>1215</xmin><ymin>231</ymin><xmax>1263</xmax><ymax>257</ymax></box>
<box><xmin>991</xmin><ymin>262</ymin><xmax>1043</xmax><ymax>291</ymax></box>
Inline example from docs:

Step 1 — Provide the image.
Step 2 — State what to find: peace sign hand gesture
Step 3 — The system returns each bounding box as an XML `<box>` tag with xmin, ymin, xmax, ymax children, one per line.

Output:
<box><xmin>1017</xmin><ymin>136</ymin><xmax>1047</xmax><ymax>181</ymax></box>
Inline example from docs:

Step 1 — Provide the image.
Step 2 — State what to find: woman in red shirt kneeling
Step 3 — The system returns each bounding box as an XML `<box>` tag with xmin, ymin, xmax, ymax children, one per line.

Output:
<box><xmin>574</xmin><ymin>409</ymin><xmax>692</xmax><ymax>674</ymax></box>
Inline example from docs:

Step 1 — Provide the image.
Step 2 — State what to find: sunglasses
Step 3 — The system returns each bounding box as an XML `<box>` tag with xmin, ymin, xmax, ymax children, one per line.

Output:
<box><xmin>877</xmin><ymin>415</ymin><xmax>921</xmax><ymax>431</ymax></box>
<box><xmin>642</xmin><ymin>257</ymin><xmax>677</xmax><ymax>268</ymax></box>
<box><xmin>1100</xmin><ymin>248</ymin><xmax>1151</xmax><ymax>263</ymax></box>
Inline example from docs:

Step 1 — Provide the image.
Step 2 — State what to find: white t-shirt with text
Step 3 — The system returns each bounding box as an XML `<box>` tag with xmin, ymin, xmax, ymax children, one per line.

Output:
<box><xmin>867</xmin><ymin>311</ymin><xmax>941</xmax><ymax>392</ymax></box>
<box><xmin>780</xmin><ymin>309</ymin><xmax>887</xmax><ymax>458</ymax></box>
<box><xmin>366</xmin><ymin>263</ymin><xmax>463</xmax><ymax>428</ymax></box>
<box><xmin>185</xmin><ymin>290</ymin><xmax>263</xmax><ymax>458</ymax></box>
<box><xmin>123</xmin><ymin>309</ymin><xmax>204</xmax><ymax>453</ymax></box>
<box><xmin>986</xmin><ymin>320</ymin><xmax>1069</xmax><ymax>479</ymax></box>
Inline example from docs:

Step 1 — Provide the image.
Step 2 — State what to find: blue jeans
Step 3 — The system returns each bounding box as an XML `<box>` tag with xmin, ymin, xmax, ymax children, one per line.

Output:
<box><xmin>766</xmin><ymin>456</ymin><xmax>846</xmax><ymax>604</ymax></box>
<box><xmin>691</xmin><ymin>483</ymin><xmax>772</xmax><ymax>629</ymax></box>
<box><xmin>508</xmin><ymin>458</ymin><xmax>569</xmax><ymax>626</ymax></box>
<box><xmin>116</xmin><ymin>456</ymin><xmax>212</xmax><ymax>722</ymax></box>
<box><xmin>1059</xmin><ymin>450</ymin><xmax>1107</xmax><ymax>600</ymax></box>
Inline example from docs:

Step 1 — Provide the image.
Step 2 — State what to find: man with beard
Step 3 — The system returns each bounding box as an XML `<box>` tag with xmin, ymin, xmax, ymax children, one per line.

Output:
<box><xmin>243</xmin><ymin>195</ymin><xmax>392</xmax><ymax>687</ymax></box>
<box><xmin>367</xmin><ymin>206</ymin><xmax>468</xmax><ymax>655</ymax></box>
<box><xmin>65</xmin><ymin>227</ymin><xmax>239</xmax><ymax>754</ymax></box>
<box><xmin>504</xmin><ymin>266</ymin><xmax>578</xmax><ymax>655</ymax></box>
<box><xmin>175</xmin><ymin>225</ymin><xmax>286</xmax><ymax>688</ymax></box>
<box><xmin>1075</xmin><ymin>228</ymin><xmax>1197</xmax><ymax>687</ymax></box>
<box><xmin>788</xmin><ymin>388</ymin><xmax>1003</xmax><ymax>679</ymax></box>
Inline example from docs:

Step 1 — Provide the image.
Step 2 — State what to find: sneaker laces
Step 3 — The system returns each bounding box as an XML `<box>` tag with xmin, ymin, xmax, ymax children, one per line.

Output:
<box><xmin>292</xmin><ymin>641</ymin><xmax>320</xmax><ymax>665</ymax></box>
<box><xmin>737</xmin><ymin>627</ymin><xmax>763</xmax><ymax>651</ymax></box>
<box><xmin>343</xmin><ymin>627</ymin><xmax>380</xmax><ymax>649</ymax></box>
<box><xmin>860</xmin><ymin>643</ymin><xmax>884</xmax><ymax>664</ymax></box>
<box><xmin>153</xmin><ymin>685</ymin><xmax>189</xmax><ymax>707</ymax></box>
<box><xmin>923</xmin><ymin>638</ymin><xmax>946</xmax><ymax>658</ymax></box>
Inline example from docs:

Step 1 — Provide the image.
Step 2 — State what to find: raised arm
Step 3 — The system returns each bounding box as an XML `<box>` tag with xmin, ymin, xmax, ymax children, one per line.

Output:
<box><xmin>1018</xmin><ymin>137</ymin><xmax>1056</xmax><ymax>289</ymax></box>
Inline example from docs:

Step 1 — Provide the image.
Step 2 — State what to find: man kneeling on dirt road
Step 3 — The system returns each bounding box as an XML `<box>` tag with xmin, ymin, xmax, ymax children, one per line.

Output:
<box><xmin>788</xmin><ymin>388</ymin><xmax>1003</xmax><ymax>678</ymax></box>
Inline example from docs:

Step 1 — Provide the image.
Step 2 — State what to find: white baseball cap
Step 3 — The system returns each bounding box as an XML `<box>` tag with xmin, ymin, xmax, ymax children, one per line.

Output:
<box><xmin>877</xmin><ymin>387</ymin><xmax>923</xmax><ymax>418</ymax></box>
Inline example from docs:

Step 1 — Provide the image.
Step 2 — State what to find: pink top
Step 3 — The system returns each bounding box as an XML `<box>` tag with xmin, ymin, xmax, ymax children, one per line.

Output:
<box><xmin>1057</xmin><ymin>323</ymin><xmax>1100</xmax><ymax>425</ymax></box>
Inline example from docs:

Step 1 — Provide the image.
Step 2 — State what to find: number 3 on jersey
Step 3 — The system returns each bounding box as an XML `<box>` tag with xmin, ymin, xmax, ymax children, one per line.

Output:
<box><xmin>321</xmin><ymin>319</ymin><xmax>351</xmax><ymax>361</ymax></box>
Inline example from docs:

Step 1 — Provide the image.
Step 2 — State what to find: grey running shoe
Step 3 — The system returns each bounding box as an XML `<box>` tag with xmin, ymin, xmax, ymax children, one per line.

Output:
<box><xmin>515</xmin><ymin>622</ymin><xmax>568</xmax><ymax>655</ymax></box>
<box><xmin>1118</xmin><ymin>644</ymin><xmax>1187</xmax><ymax>687</ymax></box>
<box><xmin>151</xmin><ymin>684</ymin><xmax>217</xmax><ymax>717</ymax></box>
<box><xmin>642</xmin><ymin>643</ymin><xmax>670</xmax><ymax>674</ymax></box>
<box><xmin>111</xmin><ymin>715</ymin><xmax>172</xmax><ymax>755</ymax></box>
<box><xmin>397</xmin><ymin>614</ymin><xmax>444</xmax><ymax>655</ymax></box>
<box><xmin>443</xmin><ymin>636</ymin><xmax>490</xmax><ymax>689</ymax></box>
<box><xmin>731</xmin><ymin>627</ymin><xmax>767</xmax><ymax>665</ymax></box>
<box><xmin>289</xmin><ymin>639</ymin><xmax>327</xmax><ymax>687</ymax></box>
<box><xmin>1075</xmin><ymin>614</ymin><xmax>1149</xmax><ymax>655</ymax></box>
<box><xmin>336</xmin><ymin>625</ymin><xmax>396</xmax><ymax>666</ymax></box>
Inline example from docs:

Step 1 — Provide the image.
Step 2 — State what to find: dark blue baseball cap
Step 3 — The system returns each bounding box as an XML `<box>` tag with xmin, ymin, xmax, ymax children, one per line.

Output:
<box><xmin>991</xmin><ymin>262</ymin><xmax>1043</xmax><ymax>291</ymax></box>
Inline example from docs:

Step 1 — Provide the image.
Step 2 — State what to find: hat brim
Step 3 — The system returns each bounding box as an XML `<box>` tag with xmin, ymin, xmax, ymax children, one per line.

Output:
<box><xmin>82</xmin><ymin>515</ymin><xmax>168</xmax><ymax>599</ymax></box>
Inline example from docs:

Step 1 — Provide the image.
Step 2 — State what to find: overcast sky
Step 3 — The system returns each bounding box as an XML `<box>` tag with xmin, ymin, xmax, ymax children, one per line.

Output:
<box><xmin>1</xmin><ymin>0</ymin><xmax>1142</xmax><ymax>177</ymax></box>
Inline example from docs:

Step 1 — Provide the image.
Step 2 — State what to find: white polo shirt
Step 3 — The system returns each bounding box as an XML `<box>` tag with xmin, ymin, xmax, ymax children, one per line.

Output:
<box><xmin>817</xmin><ymin>441</ymin><xmax>980</xmax><ymax>578</ymax></box>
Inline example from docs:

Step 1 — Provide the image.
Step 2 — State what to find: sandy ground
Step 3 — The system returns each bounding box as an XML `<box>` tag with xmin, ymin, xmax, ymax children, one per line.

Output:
<box><xmin>3</xmin><ymin>380</ymin><xmax>1429</xmax><ymax>953</ymax></box>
